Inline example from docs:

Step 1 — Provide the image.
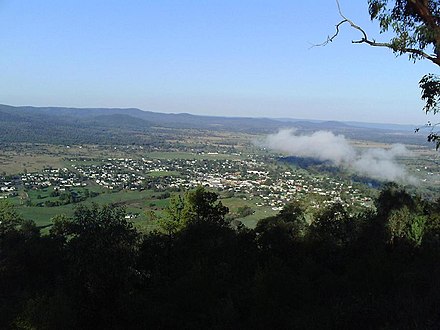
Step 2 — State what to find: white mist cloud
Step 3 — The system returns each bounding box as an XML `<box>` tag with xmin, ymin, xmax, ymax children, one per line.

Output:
<box><xmin>262</xmin><ymin>129</ymin><xmax>416</xmax><ymax>184</ymax></box>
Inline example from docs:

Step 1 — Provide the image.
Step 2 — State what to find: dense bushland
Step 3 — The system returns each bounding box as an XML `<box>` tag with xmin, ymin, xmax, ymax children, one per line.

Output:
<box><xmin>1</xmin><ymin>184</ymin><xmax>440</xmax><ymax>329</ymax></box>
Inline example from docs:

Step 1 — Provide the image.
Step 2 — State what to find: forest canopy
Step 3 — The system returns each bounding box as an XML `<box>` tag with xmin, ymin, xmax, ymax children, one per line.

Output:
<box><xmin>2</xmin><ymin>185</ymin><xmax>440</xmax><ymax>328</ymax></box>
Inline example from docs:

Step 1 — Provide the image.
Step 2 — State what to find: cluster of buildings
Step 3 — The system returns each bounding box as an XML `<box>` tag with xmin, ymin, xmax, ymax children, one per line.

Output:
<box><xmin>73</xmin><ymin>161</ymin><xmax>145</xmax><ymax>190</ymax></box>
<box><xmin>21</xmin><ymin>168</ymin><xmax>86</xmax><ymax>190</ymax></box>
<box><xmin>0</xmin><ymin>168</ymin><xmax>86</xmax><ymax>199</ymax></box>
<box><xmin>0</xmin><ymin>155</ymin><xmax>374</xmax><ymax>211</ymax></box>
<box><xmin>0</xmin><ymin>181</ymin><xmax>16</xmax><ymax>199</ymax></box>
<box><xmin>71</xmin><ymin>156</ymin><xmax>373</xmax><ymax>210</ymax></box>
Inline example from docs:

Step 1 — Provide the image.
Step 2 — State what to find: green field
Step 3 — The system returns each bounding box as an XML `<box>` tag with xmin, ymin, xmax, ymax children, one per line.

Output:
<box><xmin>147</xmin><ymin>170</ymin><xmax>181</xmax><ymax>177</ymax></box>
<box><xmin>9</xmin><ymin>187</ymin><xmax>279</xmax><ymax>230</ymax></box>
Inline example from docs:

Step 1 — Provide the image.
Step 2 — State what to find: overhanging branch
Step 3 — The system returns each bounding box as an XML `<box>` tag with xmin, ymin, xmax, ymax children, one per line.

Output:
<box><xmin>313</xmin><ymin>0</ymin><xmax>439</xmax><ymax>65</ymax></box>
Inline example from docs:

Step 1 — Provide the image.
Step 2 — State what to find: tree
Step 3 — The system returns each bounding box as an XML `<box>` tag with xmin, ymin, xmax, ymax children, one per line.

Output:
<box><xmin>0</xmin><ymin>200</ymin><xmax>23</xmax><ymax>234</ymax></box>
<box><xmin>237</xmin><ymin>205</ymin><xmax>255</xmax><ymax>218</ymax></box>
<box><xmin>323</xmin><ymin>0</ymin><xmax>440</xmax><ymax>145</ymax></box>
<box><xmin>310</xmin><ymin>202</ymin><xmax>353</xmax><ymax>246</ymax></box>
<box><xmin>53</xmin><ymin>204</ymin><xmax>140</xmax><ymax>328</ymax></box>
<box><xmin>276</xmin><ymin>201</ymin><xmax>308</xmax><ymax>237</ymax></box>
<box><xmin>158</xmin><ymin>194</ymin><xmax>185</xmax><ymax>236</ymax></box>
<box><xmin>0</xmin><ymin>203</ymin><xmax>66</xmax><ymax>329</ymax></box>
<box><xmin>375</xmin><ymin>182</ymin><xmax>418</xmax><ymax>217</ymax></box>
<box><xmin>255</xmin><ymin>202</ymin><xmax>307</xmax><ymax>256</ymax></box>
<box><xmin>181</xmin><ymin>186</ymin><xmax>229</xmax><ymax>226</ymax></box>
<box><xmin>387</xmin><ymin>205</ymin><xmax>427</xmax><ymax>245</ymax></box>
<box><xmin>157</xmin><ymin>187</ymin><xmax>229</xmax><ymax>237</ymax></box>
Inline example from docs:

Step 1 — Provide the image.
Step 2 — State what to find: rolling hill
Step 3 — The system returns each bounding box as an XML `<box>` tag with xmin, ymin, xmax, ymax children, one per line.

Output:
<box><xmin>0</xmin><ymin>104</ymin><xmax>428</xmax><ymax>146</ymax></box>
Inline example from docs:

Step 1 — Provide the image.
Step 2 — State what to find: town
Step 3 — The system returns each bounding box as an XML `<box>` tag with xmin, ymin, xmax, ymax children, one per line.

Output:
<box><xmin>0</xmin><ymin>150</ymin><xmax>376</xmax><ymax>221</ymax></box>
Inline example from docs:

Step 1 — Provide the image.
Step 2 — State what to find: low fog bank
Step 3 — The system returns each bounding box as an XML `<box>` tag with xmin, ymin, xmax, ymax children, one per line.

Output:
<box><xmin>262</xmin><ymin>129</ymin><xmax>416</xmax><ymax>184</ymax></box>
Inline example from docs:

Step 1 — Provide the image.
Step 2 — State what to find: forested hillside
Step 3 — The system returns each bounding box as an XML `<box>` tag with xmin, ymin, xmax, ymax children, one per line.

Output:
<box><xmin>0</xmin><ymin>104</ymin><xmax>427</xmax><ymax>146</ymax></box>
<box><xmin>2</xmin><ymin>185</ymin><xmax>440</xmax><ymax>329</ymax></box>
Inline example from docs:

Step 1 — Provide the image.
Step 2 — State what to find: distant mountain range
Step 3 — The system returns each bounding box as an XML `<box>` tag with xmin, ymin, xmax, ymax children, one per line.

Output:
<box><xmin>0</xmin><ymin>104</ymin><xmax>428</xmax><ymax>146</ymax></box>
<box><xmin>276</xmin><ymin>117</ymin><xmax>419</xmax><ymax>132</ymax></box>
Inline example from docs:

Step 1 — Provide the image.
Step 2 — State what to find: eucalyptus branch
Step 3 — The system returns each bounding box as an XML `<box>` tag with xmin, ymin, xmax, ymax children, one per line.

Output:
<box><xmin>313</xmin><ymin>0</ymin><xmax>439</xmax><ymax>65</ymax></box>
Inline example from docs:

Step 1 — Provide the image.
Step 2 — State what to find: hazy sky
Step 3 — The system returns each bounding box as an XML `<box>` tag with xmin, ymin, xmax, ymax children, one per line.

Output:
<box><xmin>0</xmin><ymin>0</ymin><xmax>438</xmax><ymax>124</ymax></box>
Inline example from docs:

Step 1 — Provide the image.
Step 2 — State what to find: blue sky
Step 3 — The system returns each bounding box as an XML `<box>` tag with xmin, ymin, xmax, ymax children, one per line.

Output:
<box><xmin>0</xmin><ymin>0</ymin><xmax>438</xmax><ymax>124</ymax></box>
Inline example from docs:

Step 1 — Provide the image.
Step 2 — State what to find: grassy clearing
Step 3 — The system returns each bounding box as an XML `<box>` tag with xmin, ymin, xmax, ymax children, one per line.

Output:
<box><xmin>0</xmin><ymin>154</ymin><xmax>65</xmax><ymax>175</ymax></box>
<box><xmin>11</xmin><ymin>188</ymin><xmax>272</xmax><ymax>229</ymax></box>
<box><xmin>238</xmin><ymin>207</ymin><xmax>277</xmax><ymax>228</ymax></box>
<box><xmin>221</xmin><ymin>197</ymin><xmax>276</xmax><ymax>228</ymax></box>
<box><xmin>12</xmin><ymin>189</ymin><xmax>167</xmax><ymax>229</ymax></box>
<box><xmin>82</xmin><ymin>190</ymin><xmax>148</xmax><ymax>204</ymax></box>
<box><xmin>147</xmin><ymin>170</ymin><xmax>181</xmax><ymax>177</ymax></box>
<box><xmin>17</xmin><ymin>205</ymin><xmax>75</xmax><ymax>226</ymax></box>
